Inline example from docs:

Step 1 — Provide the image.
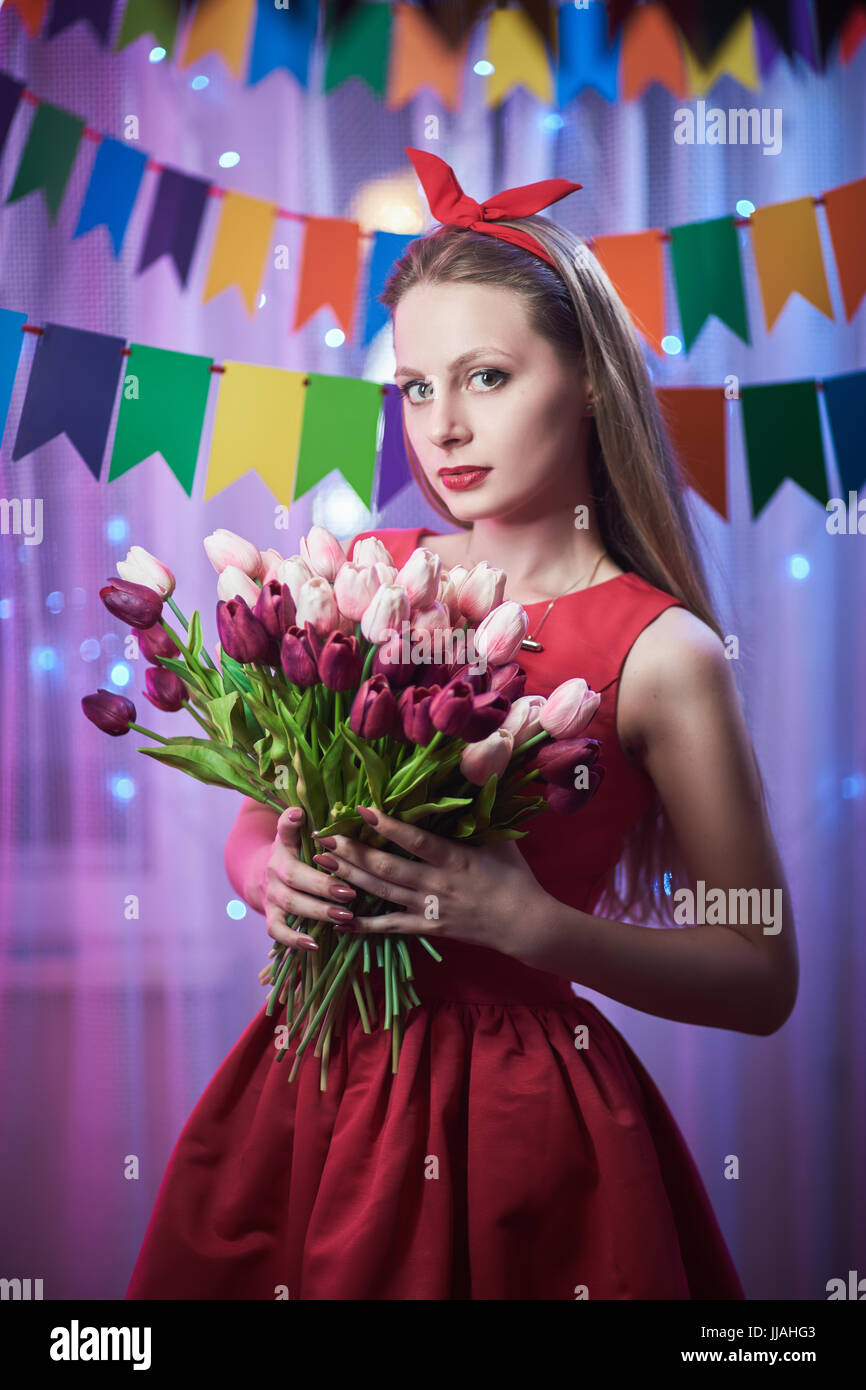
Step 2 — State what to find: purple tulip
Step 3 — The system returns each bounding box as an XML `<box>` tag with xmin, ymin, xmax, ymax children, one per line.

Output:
<box><xmin>461</xmin><ymin>690</ymin><xmax>511</xmax><ymax>743</ymax></box>
<box><xmin>100</xmin><ymin>578</ymin><xmax>164</xmax><ymax>630</ymax></box>
<box><xmin>319</xmin><ymin>632</ymin><xmax>362</xmax><ymax>691</ymax></box>
<box><xmin>372</xmin><ymin>632</ymin><xmax>416</xmax><ymax>689</ymax></box>
<box><xmin>448</xmin><ymin>661</ymin><xmax>490</xmax><ymax>695</ymax></box>
<box><xmin>397</xmin><ymin>683</ymin><xmax>441</xmax><ymax>745</ymax></box>
<box><xmin>428</xmin><ymin>679</ymin><xmax>476</xmax><ymax>737</ymax></box>
<box><xmin>349</xmin><ymin>674</ymin><xmax>398</xmax><ymax>740</ymax></box>
<box><xmin>280</xmin><ymin>624</ymin><xmax>320</xmax><ymax>688</ymax></box>
<box><xmin>143</xmin><ymin>666</ymin><xmax>187</xmax><ymax>712</ymax></box>
<box><xmin>216</xmin><ymin>597</ymin><xmax>272</xmax><ymax>664</ymax></box>
<box><xmin>526</xmin><ymin>736</ymin><xmax>602</xmax><ymax>789</ymax></box>
<box><xmin>137</xmin><ymin>622</ymin><xmax>180</xmax><ymax>665</ymax></box>
<box><xmin>253</xmin><ymin>580</ymin><xmax>296</xmax><ymax>665</ymax></box>
<box><xmin>81</xmin><ymin>689</ymin><xmax>136</xmax><ymax>736</ymax></box>
<box><xmin>488</xmin><ymin>661</ymin><xmax>526</xmax><ymax>704</ymax></box>
<box><xmin>545</xmin><ymin>765</ymin><xmax>605</xmax><ymax>814</ymax></box>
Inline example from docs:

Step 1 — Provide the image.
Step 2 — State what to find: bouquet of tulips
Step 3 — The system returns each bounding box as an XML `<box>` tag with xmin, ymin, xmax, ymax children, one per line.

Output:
<box><xmin>81</xmin><ymin>525</ymin><xmax>605</xmax><ymax>1089</ymax></box>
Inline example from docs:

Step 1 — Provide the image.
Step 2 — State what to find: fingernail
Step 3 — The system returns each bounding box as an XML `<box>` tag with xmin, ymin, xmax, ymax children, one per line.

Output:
<box><xmin>329</xmin><ymin>884</ymin><xmax>356</xmax><ymax>901</ymax></box>
<box><xmin>328</xmin><ymin>906</ymin><xmax>355</xmax><ymax>923</ymax></box>
<box><xmin>313</xmin><ymin>835</ymin><xmax>337</xmax><ymax>850</ymax></box>
<box><xmin>356</xmin><ymin>805</ymin><xmax>377</xmax><ymax>824</ymax></box>
<box><xmin>287</xmin><ymin>808</ymin><xmax>303</xmax><ymax>822</ymax></box>
<box><xmin>313</xmin><ymin>851</ymin><xmax>339</xmax><ymax>870</ymax></box>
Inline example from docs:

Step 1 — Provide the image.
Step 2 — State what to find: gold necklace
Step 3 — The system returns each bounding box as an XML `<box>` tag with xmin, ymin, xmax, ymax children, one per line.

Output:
<box><xmin>460</xmin><ymin>536</ymin><xmax>609</xmax><ymax>654</ymax></box>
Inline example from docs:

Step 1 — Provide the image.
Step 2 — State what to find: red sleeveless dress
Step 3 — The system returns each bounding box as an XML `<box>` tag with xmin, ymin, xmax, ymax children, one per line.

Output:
<box><xmin>125</xmin><ymin>525</ymin><xmax>745</xmax><ymax>1301</ymax></box>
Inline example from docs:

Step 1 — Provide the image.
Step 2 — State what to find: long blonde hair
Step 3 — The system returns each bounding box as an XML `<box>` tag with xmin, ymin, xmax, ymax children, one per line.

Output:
<box><xmin>378</xmin><ymin>217</ymin><xmax>761</xmax><ymax>926</ymax></box>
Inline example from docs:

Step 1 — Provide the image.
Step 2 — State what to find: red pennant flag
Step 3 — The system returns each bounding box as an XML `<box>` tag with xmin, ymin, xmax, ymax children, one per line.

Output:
<box><xmin>655</xmin><ymin>386</ymin><xmax>727</xmax><ymax>518</ymax></box>
<box><xmin>292</xmin><ymin>216</ymin><xmax>363</xmax><ymax>337</ymax></box>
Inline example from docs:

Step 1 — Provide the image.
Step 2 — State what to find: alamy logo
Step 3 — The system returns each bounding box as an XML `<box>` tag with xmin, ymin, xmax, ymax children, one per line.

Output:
<box><xmin>49</xmin><ymin>1320</ymin><xmax>152</xmax><ymax>1371</ymax></box>
<box><xmin>0</xmin><ymin>1276</ymin><xmax>43</xmax><ymax>1299</ymax></box>
<box><xmin>674</xmin><ymin>99</ymin><xmax>782</xmax><ymax>155</ymax></box>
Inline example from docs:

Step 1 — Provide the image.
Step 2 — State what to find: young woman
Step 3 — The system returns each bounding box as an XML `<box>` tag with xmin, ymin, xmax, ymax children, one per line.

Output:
<box><xmin>125</xmin><ymin>150</ymin><xmax>797</xmax><ymax>1301</ymax></box>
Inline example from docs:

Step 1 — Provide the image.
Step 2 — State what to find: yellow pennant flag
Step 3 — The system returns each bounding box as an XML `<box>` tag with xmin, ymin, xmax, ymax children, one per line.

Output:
<box><xmin>484</xmin><ymin>7</ymin><xmax>553</xmax><ymax>108</ymax></box>
<box><xmin>750</xmin><ymin>197</ymin><xmax>834</xmax><ymax>331</ymax></box>
<box><xmin>179</xmin><ymin>0</ymin><xmax>256</xmax><ymax>79</ymax></box>
<box><xmin>202</xmin><ymin>191</ymin><xmax>276</xmax><ymax>315</ymax></box>
<box><xmin>204</xmin><ymin>363</ymin><xmax>305</xmax><ymax>503</ymax></box>
<box><xmin>683</xmin><ymin>12</ymin><xmax>760</xmax><ymax>95</ymax></box>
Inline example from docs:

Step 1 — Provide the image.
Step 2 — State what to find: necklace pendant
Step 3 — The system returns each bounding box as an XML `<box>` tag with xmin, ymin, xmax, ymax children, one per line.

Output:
<box><xmin>520</xmin><ymin>636</ymin><xmax>544</xmax><ymax>652</ymax></box>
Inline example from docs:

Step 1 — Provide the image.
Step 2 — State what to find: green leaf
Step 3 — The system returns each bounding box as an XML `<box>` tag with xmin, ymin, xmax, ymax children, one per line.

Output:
<box><xmin>340</xmin><ymin>724</ymin><xmax>389</xmax><ymax>806</ymax></box>
<box><xmin>219</xmin><ymin>650</ymin><xmax>254</xmax><ymax>693</ymax></box>
<box><xmin>205</xmin><ymin>691</ymin><xmax>240</xmax><ymax>746</ymax></box>
<box><xmin>397</xmin><ymin>796</ymin><xmax>472</xmax><ymax>824</ymax></box>
<box><xmin>154</xmin><ymin>655</ymin><xmax>211</xmax><ymax>698</ymax></box>
<box><xmin>138</xmin><ymin>740</ymin><xmax>260</xmax><ymax>795</ymax></box>
<box><xmin>187</xmin><ymin>608</ymin><xmax>204</xmax><ymax>663</ymax></box>
<box><xmin>454</xmin><ymin>812</ymin><xmax>477</xmax><ymax>838</ymax></box>
<box><xmin>469</xmin><ymin>826</ymin><xmax>527</xmax><ymax>842</ymax></box>
<box><xmin>292</xmin><ymin>744</ymin><xmax>327</xmax><ymax>826</ymax></box>
<box><xmin>475</xmin><ymin>773</ymin><xmax>498</xmax><ymax>833</ymax></box>
<box><xmin>320</xmin><ymin>733</ymin><xmax>347</xmax><ymax>809</ymax></box>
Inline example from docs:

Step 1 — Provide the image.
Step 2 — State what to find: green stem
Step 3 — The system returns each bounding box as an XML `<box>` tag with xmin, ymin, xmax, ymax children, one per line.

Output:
<box><xmin>128</xmin><ymin>721</ymin><xmax>171</xmax><ymax>744</ymax></box>
<box><xmin>181</xmin><ymin>700</ymin><xmax>215</xmax><ymax>736</ymax></box>
<box><xmin>166</xmin><ymin>595</ymin><xmax>220</xmax><ymax>674</ymax></box>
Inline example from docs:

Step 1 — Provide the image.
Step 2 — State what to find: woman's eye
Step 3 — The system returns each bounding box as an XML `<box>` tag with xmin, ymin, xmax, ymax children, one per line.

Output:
<box><xmin>399</xmin><ymin>369</ymin><xmax>507</xmax><ymax>405</ymax></box>
<box><xmin>400</xmin><ymin>380</ymin><xmax>432</xmax><ymax>404</ymax></box>
<box><xmin>469</xmin><ymin>369</ymin><xmax>507</xmax><ymax>391</ymax></box>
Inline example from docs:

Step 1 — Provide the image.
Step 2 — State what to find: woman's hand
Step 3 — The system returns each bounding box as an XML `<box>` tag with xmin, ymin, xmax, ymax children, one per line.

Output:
<box><xmin>310</xmin><ymin>804</ymin><xmax>553</xmax><ymax>958</ymax></box>
<box><xmin>261</xmin><ymin>807</ymin><xmax>360</xmax><ymax>952</ymax></box>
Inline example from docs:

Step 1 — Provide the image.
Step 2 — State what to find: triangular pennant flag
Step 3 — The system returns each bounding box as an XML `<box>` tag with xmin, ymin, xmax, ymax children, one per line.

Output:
<box><xmin>136</xmin><ymin>166</ymin><xmax>212</xmax><ymax>288</ymax></box>
<box><xmin>294</xmin><ymin>374</ymin><xmax>382</xmax><ymax>507</ymax></box>
<box><xmin>590</xmin><ymin>231</ymin><xmax>666</xmax><ymax>356</ymax></box>
<box><xmin>669</xmin><ymin>216</ymin><xmax>750</xmax><ymax>351</ymax></box>
<box><xmin>750</xmin><ymin>196</ymin><xmax>833</xmax><ymax>331</ymax></box>
<box><xmin>386</xmin><ymin>2</ymin><xmax>469</xmax><ymax>110</ymax></box>
<box><xmin>840</xmin><ymin>5</ymin><xmax>866</xmax><ymax>63</ymax></box>
<box><xmin>72</xmin><ymin>136</ymin><xmax>148</xmax><ymax>256</ymax></box>
<box><xmin>822</xmin><ymin>177</ymin><xmax>866</xmax><ymax>322</ymax></box>
<box><xmin>750</xmin><ymin>0</ymin><xmax>796</xmax><ymax>58</ymax></box>
<box><xmin>620</xmin><ymin>2</ymin><xmax>688</xmax><ymax>101</ymax></box>
<box><xmin>682</xmin><ymin>11</ymin><xmax>760</xmax><ymax>95</ymax></box>
<box><xmin>323</xmin><ymin>2</ymin><xmax>394</xmax><ymax>97</ymax></box>
<box><xmin>11</xmin><ymin>322</ymin><xmax>126</xmax><ymax>479</ymax></box>
<box><xmin>115</xmin><ymin>0</ymin><xmax>185</xmax><ymax>59</ymax></box>
<box><xmin>108</xmin><ymin>344</ymin><xmax>213</xmax><ymax>496</ymax></box>
<box><xmin>556</xmin><ymin>1</ymin><xmax>621</xmax><ymax>105</ymax></box>
<box><xmin>5</xmin><ymin>101</ymin><xmax>85</xmax><ymax>223</ymax></box>
<box><xmin>376</xmin><ymin>382</ymin><xmax>413</xmax><ymax>508</ymax></box>
<box><xmin>44</xmin><ymin>0</ymin><xmax>113</xmax><ymax>42</ymax></box>
<box><xmin>740</xmin><ymin>380</ymin><xmax>828</xmax><ymax>517</ymax></box>
<box><xmin>655</xmin><ymin>386</ymin><xmax>727</xmax><ymax>518</ymax></box>
<box><xmin>752</xmin><ymin>10</ymin><xmax>784</xmax><ymax>76</ymax></box>
<box><xmin>205</xmin><ymin>363</ymin><xmax>305</xmax><ymax>502</ymax></box>
<box><xmin>292</xmin><ymin>216</ymin><xmax>363</xmax><ymax>336</ymax></box>
<box><xmin>413</xmin><ymin>0</ymin><xmax>487</xmax><ymax>51</ymax></box>
<box><xmin>0</xmin><ymin>74</ymin><xmax>25</xmax><ymax>161</ymax></box>
<box><xmin>823</xmin><ymin>370</ymin><xmax>866</xmax><ymax>498</ymax></box>
<box><xmin>179</xmin><ymin>0</ymin><xmax>258</xmax><ymax>80</ymax></box>
<box><xmin>2</xmin><ymin>1</ymin><xmax>50</xmax><ymax>38</ymax></box>
<box><xmin>484</xmin><ymin>6</ymin><xmax>554</xmax><ymax>107</ymax></box>
<box><xmin>248</xmin><ymin>0</ymin><xmax>318</xmax><ymax>87</ymax></box>
<box><xmin>788</xmin><ymin>0</ymin><xmax>820</xmax><ymax>71</ymax></box>
<box><xmin>0</xmin><ymin>308</ymin><xmax>28</xmax><ymax>445</ymax></box>
<box><xmin>662</xmin><ymin>0</ymin><xmax>750</xmax><ymax>68</ymax></box>
<box><xmin>361</xmin><ymin>230</ymin><xmax>416</xmax><ymax>347</ymax></box>
<box><xmin>201</xmin><ymin>191</ymin><xmax>276</xmax><ymax>315</ymax></box>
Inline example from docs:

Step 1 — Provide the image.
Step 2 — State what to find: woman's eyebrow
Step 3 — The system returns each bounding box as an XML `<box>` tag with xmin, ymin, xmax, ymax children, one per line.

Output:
<box><xmin>394</xmin><ymin>348</ymin><xmax>514</xmax><ymax>380</ymax></box>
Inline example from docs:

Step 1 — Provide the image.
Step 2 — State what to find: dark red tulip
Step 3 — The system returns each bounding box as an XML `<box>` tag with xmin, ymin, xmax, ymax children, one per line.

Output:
<box><xmin>397</xmin><ymin>683</ymin><xmax>441</xmax><ymax>745</ymax></box>
<box><xmin>526</xmin><ymin>736</ymin><xmax>602</xmax><ymax>789</ymax></box>
<box><xmin>349</xmin><ymin>674</ymin><xmax>398</xmax><ymax>740</ymax></box>
<box><xmin>461</xmin><ymin>690</ymin><xmax>510</xmax><ymax>743</ymax></box>
<box><xmin>142</xmin><ymin>666</ymin><xmax>187</xmax><ymax>712</ymax></box>
<box><xmin>448</xmin><ymin>661</ymin><xmax>490</xmax><ymax>695</ymax></box>
<box><xmin>81</xmin><ymin>688</ymin><xmax>136</xmax><ymax>736</ymax></box>
<box><xmin>253</xmin><ymin>580</ymin><xmax>296</xmax><ymax>665</ymax></box>
<box><xmin>488</xmin><ymin>661</ymin><xmax>526</xmax><ymax>704</ymax></box>
<box><xmin>100</xmin><ymin>578</ymin><xmax>163</xmax><ymax>630</ymax></box>
<box><xmin>319</xmin><ymin>632</ymin><xmax>362</xmax><ymax>691</ymax></box>
<box><xmin>280</xmin><ymin>624</ymin><xmax>319</xmax><ymax>688</ymax></box>
<box><xmin>545</xmin><ymin>765</ymin><xmax>605</xmax><ymax>814</ymax></box>
<box><xmin>428</xmin><ymin>679</ymin><xmax>475</xmax><ymax>737</ymax></box>
<box><xmin>216</xmin><ymin>598</ymin><xmax>272</xmax><ymax>664</ymax></box>
<box><xmin>137</xmin><ymin>622</ymin><xmax>180</xmax><ymax>664</ymax></box>
<box><xmin>372</xmin><ymin>640</ymin><xmax>416</xmax><ymax>689</ymax></box>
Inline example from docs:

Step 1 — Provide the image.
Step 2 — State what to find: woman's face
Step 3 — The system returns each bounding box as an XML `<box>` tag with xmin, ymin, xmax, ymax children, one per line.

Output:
<box><xmin>393</xmin><ymin>281</ymin><xmax>590</xmax><ymax>524</ymax></box>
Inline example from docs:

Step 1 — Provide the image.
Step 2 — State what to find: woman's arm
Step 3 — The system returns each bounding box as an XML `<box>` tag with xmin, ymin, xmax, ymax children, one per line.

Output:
<box><xmin>224</xmin><ymin>797</ymin><xmax>281</xmax><ymax>914</ymax></box>
<box><xmin>515</xmin><ymin>607</ymin><xmax>799</xmax><ymax>1036</ymax></box>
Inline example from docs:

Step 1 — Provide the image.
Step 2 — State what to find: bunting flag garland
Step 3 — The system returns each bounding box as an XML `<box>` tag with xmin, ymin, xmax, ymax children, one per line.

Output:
<box><xmin>816</xmin><ymin>177</ymin><xmax>866</xmax><ymax>322</ymax></box>
<box><xmin>72</xmin><ymin>136</ymin><xmax>148</xmax><ymax>255</ymax></box>
<box><xmin>749</xmin><ymin>196</ymin><xmax>833</xmax><ymax>331</ymax></box>
<box><xmin>0</xmin><ymin>303</ymin><xmax>862</xmax><ymax>522</ymax></box>
<box><xmin>5</xmin><ymin>100</ymin><xmax>85</xmax><ymax>223</ymax></box>
<box><xmin>2</xmin><ymin>0</ymin><xmax>864</xmax><ymax>97</ymax></box>
<box><xmin>668</xmin><ymin>216</ymin><xmax>751</xmax><ymax>351</ymax></box>
<box><xmin>361</xmin><ymin>230</ymin><xmax>417</xmax><ymax>346</ymax></box>
<box><xmin>292</xmin><ymin>216</ymin><xmax>364</xmax><ymax>336</ymax></box>
<box><xmin>135</xmin><ymin>166</ymin><xmax>212</xmax><ymax>288</ymax></box>
<box><xmin>591</xmin><ymin>231</ymin><xmax>668</xmax><ymax>356</ymax></box>
<box><xmin>201</xmin><ymin>190</ymin><xmax>277</xmax><ymax>315</ymax></box>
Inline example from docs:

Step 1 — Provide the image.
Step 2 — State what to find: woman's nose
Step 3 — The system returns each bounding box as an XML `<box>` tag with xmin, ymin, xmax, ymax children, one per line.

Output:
<box><xmin>426</xmin><ymin>388</ymin><xmax>471</xmax><ymax>447</ymax></box>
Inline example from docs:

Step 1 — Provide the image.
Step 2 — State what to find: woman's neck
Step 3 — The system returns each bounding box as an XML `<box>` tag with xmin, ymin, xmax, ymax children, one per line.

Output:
<box><xmin>457</xmin><ymin>514</ymin><xmax>609</xmax><ymax>594</ymax></box>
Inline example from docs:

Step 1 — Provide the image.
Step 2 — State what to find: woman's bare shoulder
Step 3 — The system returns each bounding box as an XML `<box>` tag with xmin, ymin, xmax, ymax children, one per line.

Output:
<box><xmin>617</xmin><ymin>606</ymin><xmax>732</xmax><ymax>759</ymax></box>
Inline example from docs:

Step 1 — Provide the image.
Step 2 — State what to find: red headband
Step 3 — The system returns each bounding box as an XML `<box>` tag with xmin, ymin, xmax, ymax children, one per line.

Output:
<box><xmin>405</xmin><ymin>146</ymin><xmax>582</xmax><ymax>270</ymax></box>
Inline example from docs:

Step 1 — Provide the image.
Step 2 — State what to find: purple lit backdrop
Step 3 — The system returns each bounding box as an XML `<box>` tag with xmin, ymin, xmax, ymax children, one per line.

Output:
<box><xmin>0</xmin><ymin>10</ymin><xmax>864</xmax><ymax>1301</ymax></box>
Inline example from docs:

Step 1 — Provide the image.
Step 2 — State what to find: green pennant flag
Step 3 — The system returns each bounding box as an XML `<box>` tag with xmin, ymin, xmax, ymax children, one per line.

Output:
<box><xmin>323</xmin><ymin>1</ymin><xmax>393</xmax><ymax>96</ymax></box>
<box><xmin>115</xmin><ymin>0</ymin><xmax>185</xmax><ymax>57</ymax></box>
<box><xmin>669</xmin><ymin>216</ymin><xmax>750</xmax><ymax>352</ymax></box>
<box><xmin>740</xmin><ymin>380</ymin><xmax>828</xmax><ymax>518</ymax></box>
<box><xmin>294</xmin><ymin>373</ymin><xmax>382</xmax><ymax>507</ymax></box>
<box><xmin>5</xmin><ymin>102</ymin><xmax>85</xmax><ymax>224</ymax></box>
<box><xmin>108</xmin><ymin>344</ymin><xmax>214</xmax><ymax>496</ymax></box>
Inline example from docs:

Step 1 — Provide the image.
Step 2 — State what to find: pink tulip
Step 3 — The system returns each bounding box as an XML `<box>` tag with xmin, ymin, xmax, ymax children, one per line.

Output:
<box><xmin>334</xmin><ymin>562</ymin><xmax>379</xmax><ymax>622</ymax></box>
<box><xmin>457</xmin><ymin>561</ymin><xmax>507</xmax><ymax>623</ymax></box>
<box><xmin>410</xmin><ymin>601</ymin><xmax>450</xmax><ymax>633</ymax></box>
<box><xmin>501</xmin><ymin>694</ymin><xmax>547</xmax><ymax>748</ymax></box>
<box><xmin>276</xmin><ymin>555</ymin><xmax>314</xmax><ymax>606</ymax></box>
<box><xmin>460</xmin><ymin>728</ymin><xmax>514</xmax><ymax>785</ymax></box>
<box><xmin>204</xmin><ymin>528</ymin><xmax>263</xmax><ymax>578</ymax></box>
<box><xmin>217</xmin><ymin>565</ymin><xmax>261</xmax><ymax>607</ymax></box>
<box><xmin>300</xmin><ymin>525</ymin><xmax>346</xmax><ymax>583</ymax></box>
<box><xmin>371</xmin><ymin>561</ymin><xmax>398</xmax><ymax>585</ymax></box>
<box><xmin>259</xmin><ymin>548</ymin><xmax>285</xmax><ymax>584</ymax></box>
<box><xmin>473</xmin><ymin>600</ymin><xmax>528</xmax><ymax>667</ymax></box>
<box><xmin>396</xmin><ymin>548</ymin><xmax>441</xmax><ymax>610</ymax></box>
<box><xmin>539</xmin><ymin>678</ymin><xmax>601</xmax><ymax>740</ymax></box>
<box><xmin>360</xmin><ymin>584</ymin><xmax>410</xmax><ymax>644</ymax></box>
<box><xmin>438</xmin><ymin>566</ymin><xmax>469</xmax><ymax>623</ymax></box>
<box><xmin>352</xmin><ymin>536</ymin><xmax>394</xmax><ymax>568</ymax></box>
<box><xmin>295</xmin><ymin>576</ymin><xmax>341</xmax><ymax>638</ymax></box>
<box><xmin>116</xmin><ymin>545</ymin><xmax>176</xmax><ymax>598</ymax></box>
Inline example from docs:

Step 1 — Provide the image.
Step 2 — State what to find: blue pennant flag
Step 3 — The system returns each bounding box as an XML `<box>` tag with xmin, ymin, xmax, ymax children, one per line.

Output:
<box><xmin>248</xmin><ymin>0</ymin><xmax>318</xmax><ymax>87</ymax></box>
<box><xmin>0</xmin><ymin>307</ymin><xmax>28</xmax><ymax>446</ymax></box>
<box><xmin>73</xmin><ymin>137</ymin><xmax>148</xmax><ymax>256</ymax></box>
<box><xmin>362</xmin><ymin>231</ymin><xmax>417</xmax><ymax>347</ymax></box>
<box><xmin>824</xmin><ymin>370</ymin><xmax>866</xmax><ymax>497</ymax></box>
<box><xmin>557</xmin><ymin>2</ymin><xmax>621</xmax><ymax>106</ymax></box>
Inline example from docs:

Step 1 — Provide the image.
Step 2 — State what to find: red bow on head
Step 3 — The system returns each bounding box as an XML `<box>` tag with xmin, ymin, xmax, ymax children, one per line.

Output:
<box><xmin>405</xmin><ymin>146</ymin><xmax>582</xmax><ymax>270</ymax></box>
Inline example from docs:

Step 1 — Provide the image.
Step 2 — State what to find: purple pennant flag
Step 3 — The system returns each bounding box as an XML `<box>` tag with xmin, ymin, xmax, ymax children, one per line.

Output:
<box><xmin>0</xmin><ymin>74</ymin><xmax>25</xmax><ymax>161</ymax></box>
<box><xmin>789</xmin><ymin>0</ymin><xmax>819</xmax><ymax>70</ymax></box>
<box><xmin>12</xmin><ymin>322</ymin><xmax>126</xmax><ymax>478</ymax></box>
<box><xmin>44</xmin><ymin>0</ymin><xmax>114</xmax><ymax>42</ymax></box>
<box><xmin>136</xmin><ymin>166</ymin><xmax>212</xmax><ymax>289</ymax></box>
<box><xmin>753</xmin><ymin>12</ymin><xmax>783</xmax><ymax>76</ymax></box>
<box><xmin>376</xmin><ymin>383</ymin><xmax>413</xmax><ymax>509</ymax></box>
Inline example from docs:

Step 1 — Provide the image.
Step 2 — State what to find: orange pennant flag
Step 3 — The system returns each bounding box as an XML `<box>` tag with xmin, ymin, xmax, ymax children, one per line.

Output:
<box><xmin>202</xmin><ymin>191</ymin><xmax>276</xmax><ymax>316</ymax></box>
<box><xmin>655</xmin><ymin>387</ymin><xmax>727</xmax><ymax>519</ymax></box>
<box><xmin>590</xmin><ymin>231</ymin><xmax>667</xmax><ymax>356</ymax></box>
<box><xmin>204</xmin><ymin>364</ymin><xmax>305</xmax><ymax>503</ymax></box>
<box><xmin>750</xmin><ymin>197</ymin><xmax>834</xmax><ymax>331</ymax></box>
<box><xmin>179</xmin><ymin>0</ymin><xmax>256</xmax><ymax>80</ymax></box>
<box><xmin>292</xmin><ymin>217</ymin><xmax>363</xmax><ymax>338</ymax></box>
<box><xmin>3</xmin><ymin>0</ymin><xmax>50</xmax><ymax>37</ymax></box>
<box><xmin>822</xmin><ymin>177</ymin><xmax>866</xmax><ymax>322</ymax></box>
<box><xmin>386</xmin><ymin>3</ymin><xmax>469</xmax><ymax>110</ymax></box>
<box><xmin>621</xmin><ymin>2</ymin><xmax>688</xmax><ymax>101</ymax></box>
